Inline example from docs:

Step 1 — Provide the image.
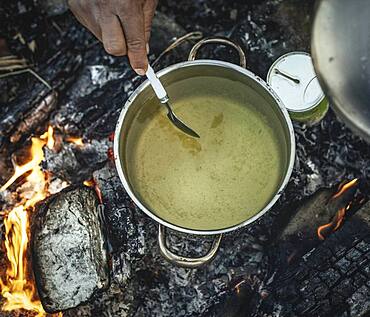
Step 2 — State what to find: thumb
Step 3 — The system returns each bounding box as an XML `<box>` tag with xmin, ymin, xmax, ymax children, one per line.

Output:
<box><xmin>127</xmin><ymin>38</ymin><xmax>148</xmax><ymax>75</ymax></box>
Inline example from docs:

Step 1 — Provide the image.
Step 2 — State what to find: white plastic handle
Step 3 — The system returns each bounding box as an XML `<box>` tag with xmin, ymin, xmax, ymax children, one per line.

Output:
<box><xmin>146</xmin><ymin>65</ymin><xmax>168</xmax><ymax>102</ymax></box>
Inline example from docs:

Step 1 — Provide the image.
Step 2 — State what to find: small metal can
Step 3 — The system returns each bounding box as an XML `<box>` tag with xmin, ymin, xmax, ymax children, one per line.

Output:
<box><xmin>267</xmin><ymin>52</ymin><xmax>329</xmax><ymax>125</ymax></box>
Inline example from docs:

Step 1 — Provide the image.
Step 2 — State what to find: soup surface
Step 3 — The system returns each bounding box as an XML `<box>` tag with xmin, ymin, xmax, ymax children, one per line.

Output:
<box><xmin>124</xmin><ymin>75</ymin><xmax>287</xmax><ymax>230</ymax></box>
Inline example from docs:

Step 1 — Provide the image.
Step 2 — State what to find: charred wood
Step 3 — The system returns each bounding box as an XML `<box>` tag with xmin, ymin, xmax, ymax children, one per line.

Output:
<box><xmin>43</xmin><ymin>138</ymin><xmax>110</xmax><ymax>184</ymax></box>
<box><xmin>31</xmin><ymin>186</ymin><xmax>109</xmax><ymax>313</ymax></box>
<box><xmin>259</xmin><ymin>202</ymin><xmax>370</xmax><ymax>317</ymax></box>
<box><xmin>10</xmin><ymin>90</ymin><xmax>58</xmax><ymax>143</ymax></box>
<box><xmin>0</xmin><ymin>51</ymin><xmax>82</xmax><ymax>149</ymax></box>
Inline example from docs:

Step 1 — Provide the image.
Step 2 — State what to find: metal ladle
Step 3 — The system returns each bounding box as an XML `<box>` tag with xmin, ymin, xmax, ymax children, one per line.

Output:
<box><xmin>146</xmin><ymin>65</ymin><xmax>200</xmax><ymax>138</ymax></box>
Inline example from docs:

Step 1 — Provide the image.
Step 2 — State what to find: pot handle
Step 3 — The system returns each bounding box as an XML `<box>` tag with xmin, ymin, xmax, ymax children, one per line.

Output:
<box><xmin>158</xmin><ymin>224</ymin><xmax>222</xmax><ymax>268</ymax></box>
<box><xmin>188</xmin><ymin>37</ymin><xmax>247</xmax><ymax>69</ymax></box>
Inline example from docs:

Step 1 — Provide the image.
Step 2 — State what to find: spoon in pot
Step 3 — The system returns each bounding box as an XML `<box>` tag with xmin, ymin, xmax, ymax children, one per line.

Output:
<box><xmin>146</xmin><ymin>65</ymin><xmax>200</xmax><ymax>138</ymax></box>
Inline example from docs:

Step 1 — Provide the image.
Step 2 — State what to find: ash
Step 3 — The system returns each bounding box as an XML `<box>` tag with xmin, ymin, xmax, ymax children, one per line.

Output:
<box><xmin>0</xmin><ymin>0</ymin><xmax>369</xmax><ymax>316</ymax></box>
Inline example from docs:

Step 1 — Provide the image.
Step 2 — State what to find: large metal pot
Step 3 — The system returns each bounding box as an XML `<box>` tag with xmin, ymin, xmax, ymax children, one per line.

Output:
<box><xmin>312</xmin><ymin>0</ymin><xmax>370</xmax><ymax>142</ymax></box>
<box><xmin>114</xmin><ymin>39</ymin><xmax>295</xmax><ymax>268</ymax></box>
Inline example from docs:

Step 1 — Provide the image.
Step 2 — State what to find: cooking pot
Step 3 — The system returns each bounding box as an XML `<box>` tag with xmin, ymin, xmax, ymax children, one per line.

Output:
<box><xmin>312</xmin><ymin>0</ymin><xmax>370</xmax><ymax>142</ymax></box>
<box><xmin>114</xmin><ymin>38</ymin><xmax>295</xmax><ymax>268</ymax></box>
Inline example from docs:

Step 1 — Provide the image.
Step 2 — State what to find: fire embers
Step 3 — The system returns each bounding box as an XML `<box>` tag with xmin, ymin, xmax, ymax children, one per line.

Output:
<box><xmin>107</xmin><ymin>132</ymin><xmax>115</xmax><ymax>162</ymax></box>
<box><xmin>42</xmin><ymin>130</ymin><xmax>110</xmax><ymax>184</ymax></box>
<box><xmin>317</xmin><ymin>179</ymin><xmax>366</xmax><ymax>240</ymax></box>
<box><xmin>83</xmin><ymin>178</ymin><xmax>103</xmax><ymax>204</ymax></box>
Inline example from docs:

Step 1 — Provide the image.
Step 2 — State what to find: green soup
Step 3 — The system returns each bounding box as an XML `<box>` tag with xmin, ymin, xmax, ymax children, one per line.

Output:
<box><xmin>124</xmin><ymin>76</ymin><xmax>288</xmax><ymax>231</ymax></box>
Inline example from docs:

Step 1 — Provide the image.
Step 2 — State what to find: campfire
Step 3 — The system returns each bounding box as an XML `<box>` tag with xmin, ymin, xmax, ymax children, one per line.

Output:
<box><xmin>0</xmin><ymin>127</ymin><xmax>64</xmax><ymax>316</ymax></box>
<box><xmin>0</xmin><ymin>0</ymin><xmax>369</xmax><ymax>317</ymax></box>
<box><xmin>317</xmin><ymin>178</ymin><xmax>359</xmax><ymax>240</ymax></box>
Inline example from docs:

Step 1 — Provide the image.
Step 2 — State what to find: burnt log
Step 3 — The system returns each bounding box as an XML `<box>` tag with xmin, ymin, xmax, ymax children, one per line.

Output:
<box><xmin>271</xmin><ymin>183</ymin><xmax>362</xmax><ymax>267</ymax></box>
<box><xmin>43</xmin><ymin>139</ymin><xmax>110</xmax><ymax>184</ymax></box>
<box><xmin>258</xmin><ymin>202</ymin><xmax>370</xmax><ymax>317</ymax></box>
<box><xmin>0</xmin><ymin>51</ymin><xmax>82</xmax><ymax>148</ymax></box>
<box><xmin>9</xmin><ymin>90</ymin><xmax>58</xmax><ymax>143</ymax></box>
<box><xmin>93</xmin><ymin>162</ymin><xmax>144</xmax><ymax>257</ymax></box>
<box><xmin>278</xmin><ymin>189</ymin><xmax>333</xmax><ymax>240</ymax></box>
<box><xmin>31</xmin><ymin>186</ymin><xmax>109</xmax><ymax>313</ymax></box>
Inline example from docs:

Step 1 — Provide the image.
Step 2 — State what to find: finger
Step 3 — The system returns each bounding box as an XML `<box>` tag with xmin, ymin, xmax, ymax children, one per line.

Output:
<box><xmin>143</xmin><ymin>0</ymin><xmax>158</xmax><ymax>49</ymax></box>
<box><xmin>117</xmin><ymin>3</ymin><xmax>148</xmax><ymax>75</ymax></box>
<box><xmin>68</xmin><ymin>0</ymin><xmax>102</xmax><ymax>40</ymax></box>
<box><xmin>75</xmin><ymin>12</ymin><xmax>102</xmax><ymax>40</ymax></box>
<box><xmin>100</xmin><ymin>14</ymin><xmax>127</xmax><ymax>56</ymax></box>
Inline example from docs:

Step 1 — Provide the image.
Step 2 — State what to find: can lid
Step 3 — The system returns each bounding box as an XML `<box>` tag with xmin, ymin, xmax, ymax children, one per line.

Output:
<box><xmin>267</xmin><ymin>52</ymin><xmax>325</xmax><ymax>113</ymax></box>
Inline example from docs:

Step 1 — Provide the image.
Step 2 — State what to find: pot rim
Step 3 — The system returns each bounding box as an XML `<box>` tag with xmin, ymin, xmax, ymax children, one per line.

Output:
<box><xmin>114</xmin><ymin>59</ymin><xmax>296</xmax><ymax>235</ymax></box>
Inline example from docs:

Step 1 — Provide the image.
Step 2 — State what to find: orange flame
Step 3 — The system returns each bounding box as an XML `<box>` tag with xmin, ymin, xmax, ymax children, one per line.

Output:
<box><xmin>234</xmin><ymin>279</ymin><xmax>246</xmax><ymax>295</ymax></box>
<box><xmin>0</xmin><ymin>138</ymin><xmax>46</xmax><ymax>193</ymax></box>
<box><xmin>317</xmin><ymin>179</ymin><xmax>358</xmax><ymax>240</ymax></box>
<box><xmin>331</xmin><ymin>178</ymin><xmax>359</xmax><ymax>200</ymax></box>
<box><xmin>83</xmin><ymin>179</ymin><xmax>95</xmax><ymax>187</ymax></box>
<box><xmin>65</xmin><ymin>137</ymin><xmax>83</xmax><ymax>146</ymax></box>
<box><xmin>0</xmin><ymin>126</ymin><xmax>61</xmax><ymax>316</ymax></box>
<box><xmin>83</xmin><ymin>179</ymin><xmax>103</xmax><ymax>204</ymax></box>
<box><xmin>46</xmin><ymin>126</ymin><xmax>55</xmax><ymax>150</ymax></box>
<box><xmin>317</xmin><ymin>207</ymin><xmax>346</xmax><ymax>240</ymax></box>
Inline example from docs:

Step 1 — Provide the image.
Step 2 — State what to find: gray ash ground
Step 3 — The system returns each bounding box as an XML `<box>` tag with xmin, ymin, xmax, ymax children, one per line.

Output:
<box><xmin>0</xmin><ymin>0</ymin><xmax>369</xmax><ymax>316</ymax></box>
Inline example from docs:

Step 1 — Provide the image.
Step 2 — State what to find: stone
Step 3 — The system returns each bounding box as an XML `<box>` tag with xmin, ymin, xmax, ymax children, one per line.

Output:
<box><xmin>31</xmin><ymin>186</ymin><xmax>109</xmax><ymax>313</ymax></box>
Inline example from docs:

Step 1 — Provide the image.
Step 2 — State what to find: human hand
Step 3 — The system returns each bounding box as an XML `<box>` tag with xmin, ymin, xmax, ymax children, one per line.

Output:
<box><xmin>68</xmin><ymin>0</ymin><xmax>158</xmax><ymax>75</ymax></box>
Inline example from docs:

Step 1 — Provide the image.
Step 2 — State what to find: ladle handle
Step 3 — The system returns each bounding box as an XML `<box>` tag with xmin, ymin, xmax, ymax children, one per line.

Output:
<box><xmin>158</xmin><ymin>225</ymin><xmax>222</xmax><ymax>268</ymax></box>
<box><xmin>146</xmin><ymin>65</ymin><xmax>169</xmax><ymax>103</ymax></box>
<box><xmin>188</xmin><ymin>37</ymin><xmax>247</xmax><ymax>69</ymax></box>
